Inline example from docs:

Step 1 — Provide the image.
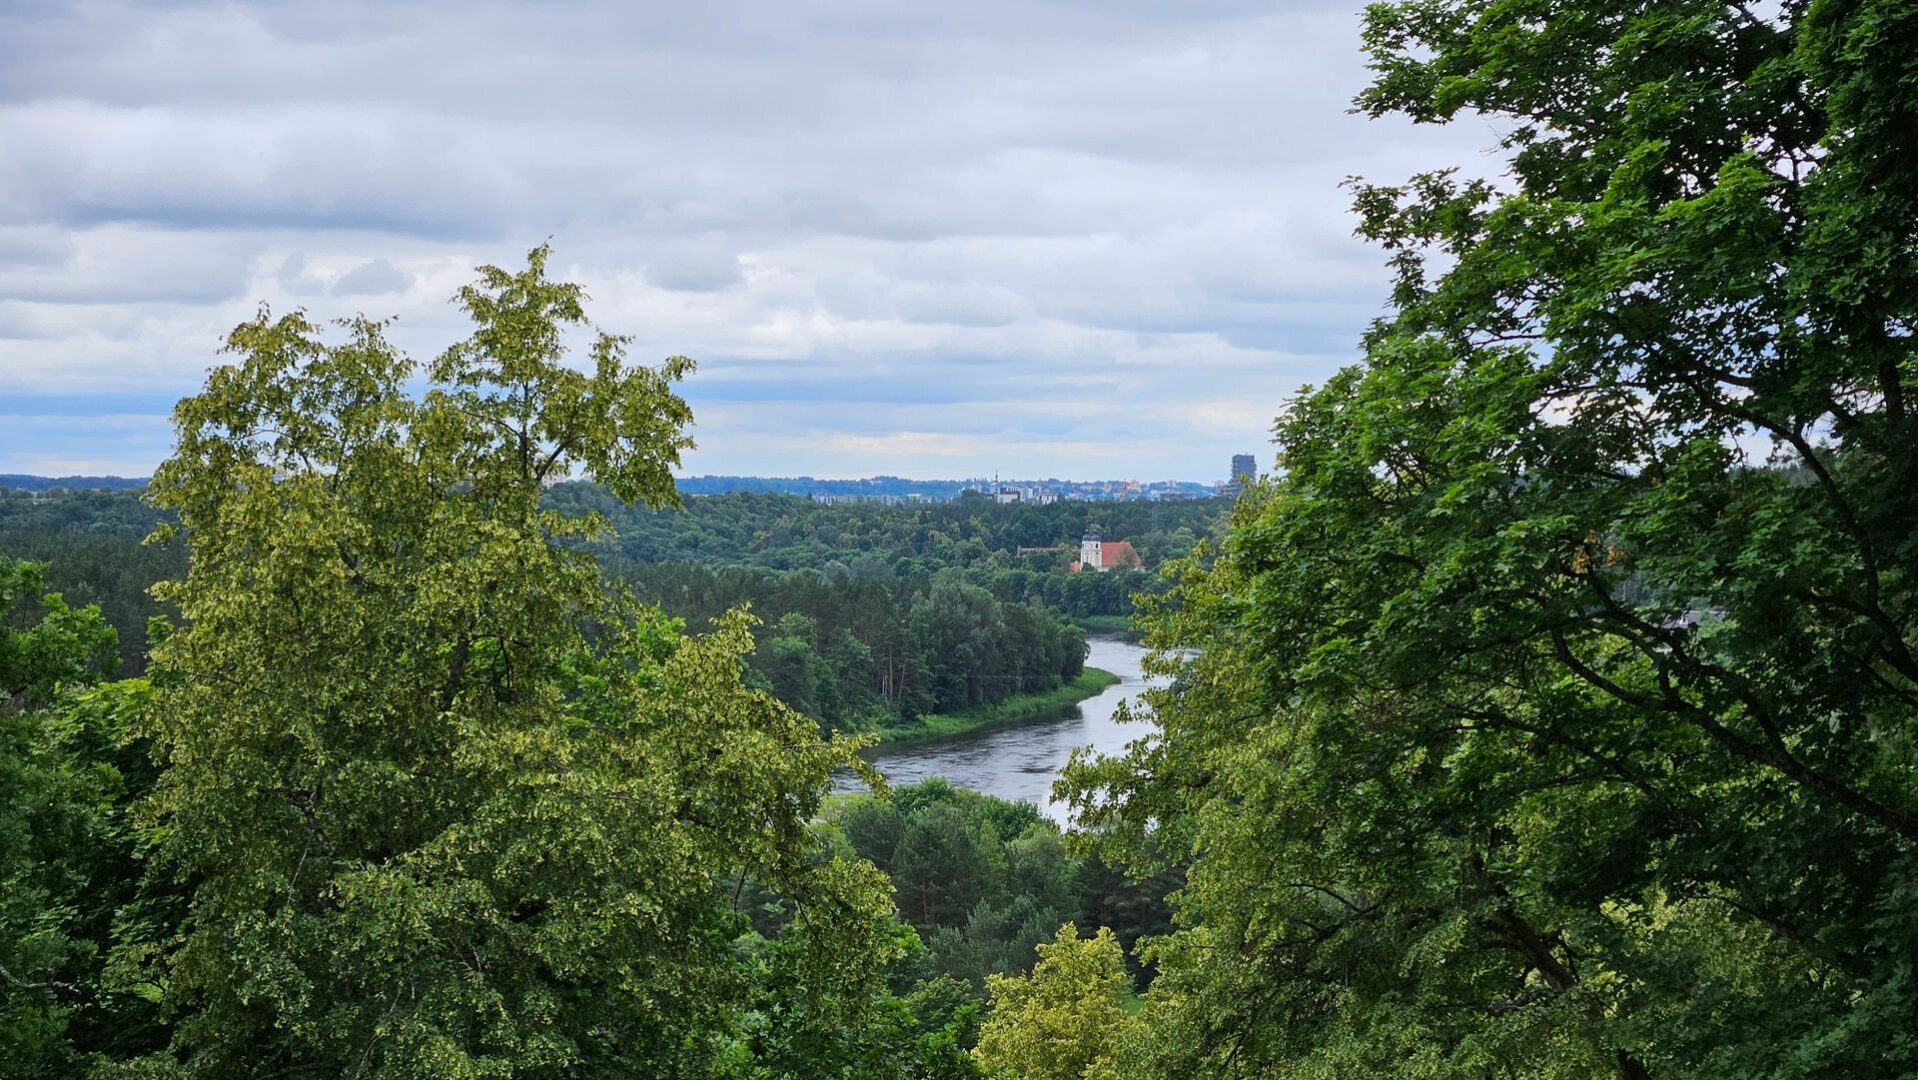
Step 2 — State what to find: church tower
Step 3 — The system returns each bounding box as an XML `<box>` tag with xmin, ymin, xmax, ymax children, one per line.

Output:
<box><xmin>1080</xmin><ymin>528</ymin><xmax>1102</xmax><ymax>570</ymax></box>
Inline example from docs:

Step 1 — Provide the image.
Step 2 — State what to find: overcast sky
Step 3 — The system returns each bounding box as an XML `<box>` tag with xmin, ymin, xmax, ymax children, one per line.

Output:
<box><xmin>0</xmin><ymin>0</ymin><xmax>1492</xmax><ymax>482</ymax></box>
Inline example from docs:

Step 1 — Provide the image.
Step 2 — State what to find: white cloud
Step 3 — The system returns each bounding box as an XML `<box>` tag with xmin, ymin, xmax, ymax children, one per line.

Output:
<box><xmin>0</xmin><ymin>0</ymin><xmax>1492</xmax><ymax>480</ymax></box>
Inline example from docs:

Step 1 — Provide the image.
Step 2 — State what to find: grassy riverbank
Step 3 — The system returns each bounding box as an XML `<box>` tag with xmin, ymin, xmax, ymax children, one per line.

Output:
<box><xmin>1072</xmin><ymin>615</ymin><xmax>1135</xmax><ymax>636</ymax></box>
<box><xmin>872</xmin><ymin>667</ymin><xmax>1123</xmax><ymax>745</ymax></box>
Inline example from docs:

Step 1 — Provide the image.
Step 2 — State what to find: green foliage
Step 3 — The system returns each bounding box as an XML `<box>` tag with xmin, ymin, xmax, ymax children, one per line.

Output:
<box><xmin>829</xmin><ymin>782</ymin><xmax>1174</xmax><ymax>1001</ymax></box>
<box><xmin>0</xmin><ymin>558</ymin><xmax>154</xmax><ymax>1074</ymax></box>
<box><xmin>972</xmin><ymin>925</ymin><xmax>1137</xmax><ymax>1080</ymax></box>
<box><xmin>1064</xmin><ymin>1</ymin><xmax>1918</xmax><ymax>1075</ymax></box>
<box><xmin>107</xmin><ymin>247</ymin><xmax>897</xmax><ymax>1075</ymax></box>
<box><xmin>617</xmin><ymin>563</ymin><xmax>1091</xmax><ymax>732</ymax></box>
<box><xmin>0</xmin><ymin>490</ymin><xmax>165</xmax><ymax>540</ymax></box>
<box><xmin>0</xmin><ymin>492</ymin><xmax>184</xmax><ymax>675</ymax></box>
<box><xmin>909</xmin><ymin>580</ymin><xmax>1082</xmax><ymax>716</ymax></box>
<box><xmin>549</xmin><ymin>484</ymin><xmax>1219</xmax><ymax>592</ymax></box>
<box><xmin>1</xmin><ymin>557</ymin><xmax>119</xmax><ymax>710</ymax></box>
<box><xmin>0</xmin><ymin>489</ymin><xmax>1180</xmax><ymax>706</ymax></box>
<box><xmin>876</xmin><ymin>669</ymin><xmax>1121</xmax><ymax>747</ymax></box>
<box><xmin>722</xmin><ymin>918</ymin><xmax>982</xmax><ymax>1079</ymax></box>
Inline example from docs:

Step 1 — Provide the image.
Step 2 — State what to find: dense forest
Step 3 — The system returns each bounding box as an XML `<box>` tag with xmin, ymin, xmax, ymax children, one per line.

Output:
<box><xmin>549</xmin><ymin>485</ymin><xmax>1216</xmax><ymax>578</ymax></box>
<box><xmin>617</xmin><ymin>565</ymin><xmax>1093</xmax><ymax>733</ymax></box>
<box><xmin>0</xmin><ymin>490</ymin><xmax>186</xmax><ymax>676</ymax></box>
<box><xmin>6</xmin><ymin>1</ymin><xmax>1918</xmax><ymax>1076</ymax></box>
<box><xmin>0</xmin><ymin>489</ymin><xmax>1131</xmax><ymax>734</ymax></box>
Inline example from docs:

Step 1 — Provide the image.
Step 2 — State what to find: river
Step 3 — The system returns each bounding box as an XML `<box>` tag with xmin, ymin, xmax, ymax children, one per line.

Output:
<box><xmin>830</xmin><ymin>634</ymin><xmax>1157</xmax><ymax>822</ymax></box>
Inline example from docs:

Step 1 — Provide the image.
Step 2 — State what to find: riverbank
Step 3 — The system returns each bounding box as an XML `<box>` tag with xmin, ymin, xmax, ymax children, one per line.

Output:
<box><xmin>872</xmin><ymin>667</ymin><xmax>1122</xmax><ymax>745</ymax></box>
<box><xmin>1071</xmin><ymin>615</ymin><xmax>1135</xmax><ymax>636</ymax></box>
<box><xmin>831</xmin><ymin>635</ymin><xmax>1149</xmax><ymax>820</ymax></box>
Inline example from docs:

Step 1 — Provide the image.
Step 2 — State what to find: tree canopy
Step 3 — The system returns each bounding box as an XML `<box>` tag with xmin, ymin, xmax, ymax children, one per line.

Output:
<box><xmin>1063</xmin><ymin>1</ymin><xmax>1918</xmax><ymax>1076</ymax></box>
<box><xmin>0</xmin><ymin>558</ymin><xmax>141</xmax><ymax>1075</ymax></box>
<box><xmin>109</xmin><ymin>247</ymin><xmax>900</xmax><ymax>1075</ymax></box>
<box><xmin>972</xmin><ymin>925</ymin><xmax>1136</xmax><ymax>1080</ymax></box>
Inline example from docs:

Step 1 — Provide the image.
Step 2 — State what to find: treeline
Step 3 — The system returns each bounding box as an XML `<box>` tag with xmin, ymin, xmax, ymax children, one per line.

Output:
<box><xmin>0</xmin><ymin>483</ymin><xmax>1224</xmax><ymax>575</ymax></box>
<box><xmin>0</xmin><ymin>490</ymin><xmax>183</xmax><ymax>676</ymax></box>
<box><xmin>0</xmin><ymin>476</ymin><xmax>147</xmax><ymax>494</ymax></box>
<box><xmin>0</xmin><ymin>486</ymin><xmax>1173</xmax><ymax>685</ymax></box>
<box><xmin>549</xmin><ymin>483</ymin><xmax>1216</xmax><ymax>578</ymax></box>
<box><xmin>609</xmin><ymin>562</ymin><xmax>1089</xmax><ymax>731</ymax></box>
<box><xmin>0</xmin><ymin>491</ymin><xmax>1110</xmax><ymax>724</ymax></box>
<box><xmin>629</xmin><ymin>551</ymin><xmax>1154</xmax><ymax>622</ymax></box>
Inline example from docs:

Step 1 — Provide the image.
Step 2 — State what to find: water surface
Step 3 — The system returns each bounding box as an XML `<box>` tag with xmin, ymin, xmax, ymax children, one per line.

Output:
<box><xmin>831</xmin><ymin>634</ymin><xmax>1157</xmax><ymax>822</ymax></box>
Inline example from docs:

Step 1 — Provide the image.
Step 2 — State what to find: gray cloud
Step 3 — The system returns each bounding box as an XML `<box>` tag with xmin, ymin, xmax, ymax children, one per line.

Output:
<box><xmin>0</xmin><ymin>0</ymin><xmax>1493</xmax><ymax>479</ymax></box>
<box><xmin>332</xmin><ymin>257</ymin><xmax>414</xmax><ymax>296</ymax></box>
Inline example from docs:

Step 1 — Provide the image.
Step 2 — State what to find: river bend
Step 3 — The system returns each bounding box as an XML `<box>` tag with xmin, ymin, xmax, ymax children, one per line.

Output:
<box><xmin>831</xmin><ymin>634</ymin><xmax>1155</xmax><ymax>822</ymax></box>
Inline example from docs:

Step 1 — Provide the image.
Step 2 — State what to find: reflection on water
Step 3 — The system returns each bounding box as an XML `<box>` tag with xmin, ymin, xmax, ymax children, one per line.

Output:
<box><xmin>830</xmin><ymin>635</ymin><xmax>1158</xmax><ymax>822</ymax></box>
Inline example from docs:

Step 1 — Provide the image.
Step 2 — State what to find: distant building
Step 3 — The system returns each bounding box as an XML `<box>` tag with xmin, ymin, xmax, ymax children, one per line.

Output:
<box><xmin>810</xmin><ymin>492</ymin><xmax>905</xmax><ymax>506</ymax></box>
<box><xmin>1221</xmin><ymin>452</ymin><xmax>1258</xmax><ymax>498</ymax></box>
<box><xmin>995</xmin><ymin>485</ymin><xmax>1059</xmax><ymax>506</ymax></box>
<box><xmin>1071</xmin><ymin>529</ymin><xmax>1141</xmax><ymax>573</ymax></box>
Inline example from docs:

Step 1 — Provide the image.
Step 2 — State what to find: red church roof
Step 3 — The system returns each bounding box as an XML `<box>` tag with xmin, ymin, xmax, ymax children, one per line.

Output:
<box><xmin>1073</xmin><ymin>539</ymin><xmax>1141</xmax><ymax>572</ymax></box>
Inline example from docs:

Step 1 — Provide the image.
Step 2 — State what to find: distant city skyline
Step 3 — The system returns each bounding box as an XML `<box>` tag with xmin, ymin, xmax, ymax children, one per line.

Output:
<box><xmin>0</xmin><ymin>1</ymin><xmax>1490</xmax><ymax>479</ymax></box>
<box><xmin>0</xmin><ymin>470</ymin><xmax>1248</xmax><ymax>494</ymax></box>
